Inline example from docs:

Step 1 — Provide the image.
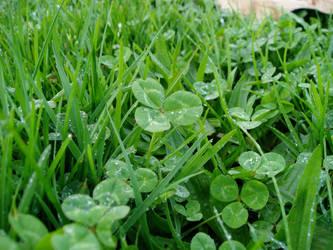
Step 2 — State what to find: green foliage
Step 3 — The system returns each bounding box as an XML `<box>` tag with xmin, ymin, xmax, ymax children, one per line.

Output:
<box><xmin>174</xmin><ymin>200</ymin><xmax>203</xmax><ymax>221</ymax></box>
<box><xmin>163</xmin><ymin>91</ymin><xmax>203</xmax><ymax>126</ymax></box>
<box><xmin>210</xmin><ymin>175</ymin><xmax>239</xmax><ymax>202</ymax></box>
<box><xmin>104</xmin><ymin>160</ymin><xmax>130</xmax><ymax>180</ymax></box>
<box><xmin>132</xmin><ymin>78</ymin><xmax>203</xmax><ymax>132</ymax></box>
<box><xmin>93</xmin><ymin>178</ymin><xmax>134</xmax><ymax>206</ymax></box>
<box><xmin>218</xmin><ymin>240</ymin><xmax>246</xmax><ymax>250</ymax></box>
<box><xmin>194</xmin><ymin>81</ymin><xmax>219</xmax><ymax>100</ymax></box>
<box><xmin>9</xmin><ymin>213</ymin><xmax>48</xmax><ymax>248</ymax></box>
<box><xmin>285</xmin><ymin>146</ymin><xmax>323</xmax><ymax>250</ymax></box>
<box><xmin>240</xmin><ymin>180</ymin><xmax>269</xmax><ymax>210</ymax></box>
<box><xmin>0</xmin><ymin>0</ymin><xmax>332</xmax><ymax>249</ymax></box>
<box><xmin>239</xmin><ymin>151</ymin><xmax>286</xmax><ymax>177</ymax></box>
<box><xmin>132</xmin><ymin>78</ymin><xmax>165</xmax><ymax>108</ymax></box>
<box><xmin>96</xmin><ymin>206</ymin><xmax>130</xmax><ymax>248</ymax></box>
<box><xmin>209</xmin><ymin>175</ymin><xmax>269</xmax><ymax>229</ymax></box>
<box><xmin>135</xmin><ymin>168</ymin><xmax>158</xmax><ymax>193</ymax></box>
<box><xmin>257</xmin><ymin>153</ymin><xmax>286</xmax><ymax>177</ymax></box>
<box><xmin>222</xmin><ymin>202</ymin><xmax>248</xmax><ymax>229</ymax></box>
<box><xmin>135</xmin><ymin>107</ymin><xmax>170</xmax><ymax>132</ymax></box>
<box><xmin>61</xmin><ymin>194</ymin><xmax>106</xmax><ymax>226</ymax></box>
<box><xmin>191</xmin><ymin>232</ymin><xmax>216</xmax><ymax>250</ymax></box>
<box><xmin>0</xmin><ymin>235</ymin><xmax>21</xmax><ymax>250</ymax></box>
<box><xmin>238</xmin><ymin>151</ymin><xmax>261</xmax><ymax>171</ymax></box>
<box><xmin>51</xmin><ymin>224</ymin><xmax>100</xmax><ymax>250</ymax></box>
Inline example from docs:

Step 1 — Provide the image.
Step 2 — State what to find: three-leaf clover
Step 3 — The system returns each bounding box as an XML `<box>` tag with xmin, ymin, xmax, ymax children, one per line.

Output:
<box><xmin>132</xmin><ymin>78</ymin><xmax>203</xmax><ymax>132</ymax></box>
<box><xmin>60</xmin><ymin>177</ymin><xmax>133</xmax><ymax>249</ymax></box>
<box><xmin>174</xmin><ymin>200</ymin><xmax>203</xmax><ymax>221</ymax></box>
<box><xmin>210</xmin><ymin>175</ymin><xmax>269</xmax><ymax>229</ymax></box>
<box><xmin>229</xmin><ymin>103</ymin><xmax>280</xmax><ymax>130</ymax></box>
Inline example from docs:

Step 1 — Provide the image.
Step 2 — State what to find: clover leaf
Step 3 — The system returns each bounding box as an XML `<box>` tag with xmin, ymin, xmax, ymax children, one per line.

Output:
<box><xmin>135</xmin><ymin>107</ymin><xmax>170</xmax><ymax>132</ymax></box>
<box><xmin>210</xmin><ymin>175</ymin><xmax>239</xmax><ymax>202</ymax></box>
<box><xmin>259</xmin><ymin>201</ymin><xmax>281</xmax><ymax>223</ymax></box>
<box><xmin>132</xmin><ymin>78</ymin><xmax>203</xmax><ymax>132</ymax></box>
<box><xmin>193</xmin><ymin>81</ymin><xmax>219</xmax><ymax>100</ymax></box>
<box><xmin>237</xmin><ymin>121</ymin><xmax>262</xmax><ymax>130</ymax></box>
<box><xmin>135</xmin><ymin>168</ymin><xmax>158</xmax><ymax>193</ymax></box>
<box><xmin>221</xmin><ymin>202</ymin><xmax>248</xmax><ymax>229</ymax></box>
<box><xmin>257</xmin><ymin>152</ymin><xmax>285</xmax><ymax>177</ymax></box>
<box><xmin>240</xmin><ymin>180</ymin><xmax>269</xmax><ymax>210</ymax></box>
<box><xmin>132</xmin><ymin>78</ymin><xmax>165</xmax><ymax>108</ymax></box>
<box><xmin>9</xmin><ymin>213</ymin><xmax>48</xmax><ymax>248</ymax></box>
<box><xmin>163</xmin><ymin>91</ymin><xmax>203</xmax><ymax>126</ymax></box>
<box><xmin>96</xmin><ymin>206</ymin><xmax>130</xmax><ymax>248</ymax></box>
<box><xmin>93</xmin><ymin>178</ymin><xmax>134</xmax><ymax>206</ymax></box>
<box><xmin>229</xmin><ymin>107</ymin><xmax>250</xmax><ymax>121</ymax></box>
<box><xmin>219</xmin><ymin>240</ymin><xmax>246</xmax><ymax>250</ymax></box>
<box><xmin>61</xmin><ymin>194</ymin><xmax>107</xmax><ymax>226</ymax></box>
<box><xmin>191</xmin><ymin>232</ymin><xmax>216</xmax><ymax>250</ymax></box>
<box><xmin>238</xmin><ymin>151</ymin><xmax>261</xmax><ymax>171</ymax></box>
<box><xmin>51</xmin><ymin>224</ymin><xmax>101</xmax><ymax>250</ymax></box>
<box><xmin>0</xmin><ymin>235</ymin><xmax>21</xmax><ymax>250</ymax></box>
<box><xmin>174</xmin><ymin>200</ymin><xmax>203</xmax><ymax>221</ymax></box>
<box><xmin>250</xmin><ymin>220</ymin><xmax>274</xmax><ymax>243</ymax></box>
<box><xmin>104</xmin><ymin>160</ymin><xmax>130</xmax><ymax>180</ymax></box>
<box><xmin>239</xmin><ymin>151</ymin><xmax>286</xmax><ymax>177</ymax></box>
<box><xmin>231</xmin><ymin>103</ymin><xmax>280</xmax><ymax>130</ymax></box>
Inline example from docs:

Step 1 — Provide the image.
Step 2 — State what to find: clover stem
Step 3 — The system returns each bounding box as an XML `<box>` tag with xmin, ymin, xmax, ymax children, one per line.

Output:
<box><xmin>237</xmin><ymin>123</ymin><xmax>264</xmax><ymax>156</ymax></box>
<box><xmin>272</xmin><ymin>176</ymin><xmax>292</xmax><ymax>250</ymax></box>
<box><xmin>146</xmin><ymin>132</ymin><xmax>157</xmax><ymax>168</ymax></box>
<box><xmin>164</xmin><ymin>200</ymin><xmax>185</xmax><ymax>250</ymax></box>
<box><xmin>238</xmin><ymin>124</ymin><xmax>292</xmax><ymax>249</ymax></box>
<box><xmin>182</xmin><ymin>209</ymin><xmax>224</xmax><ymax>238</ymax></box>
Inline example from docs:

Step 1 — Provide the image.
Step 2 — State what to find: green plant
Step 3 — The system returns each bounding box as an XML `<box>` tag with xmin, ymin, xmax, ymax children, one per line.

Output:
<box><xmin>132</xmin><ymin>78</ymin><xmax>203</xmax><ymax>132</ymax></box>
<box><xmin>0</xmin><ymin>0</ymin><xmax>332</xmax><ymax>249</ymax></box>
<box><xmin>210</xmin><ymin>174</ymin><xmax>269</xmax><ymax>228</ymax></box>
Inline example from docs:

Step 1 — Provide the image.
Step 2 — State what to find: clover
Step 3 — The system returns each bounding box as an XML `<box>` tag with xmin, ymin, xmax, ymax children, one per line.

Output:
<box><xmin>238</xmin><ymin>151</ymin><xmax>286</xmax><ymax>177</ymax></box>
<box><xmin>132</xmin><ymin>78</ymin><xmax>203</xmax><ymax>132</ymax></box>
<box><xmin>210</xmin><ymin>175</ymin><xmax>269</xmax><ymax>229</ymax></box>
<box><xmin>60</xmin><ymin>177</ymin><xmax>133</xmax><ymax>248</ymax></box>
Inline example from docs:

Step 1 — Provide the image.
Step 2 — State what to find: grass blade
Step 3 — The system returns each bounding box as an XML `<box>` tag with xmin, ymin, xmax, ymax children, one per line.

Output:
<box><xmin>175</xmin><ymin>129</ymin><xmax>236</xmax><ymax>181</ymax></box>
<box><xmin>122</xmin><ymin>135</ymin><xmax>204</xmax><ymax>233</ymax></box>
<box><xmin>287</xmin><ymin>145</ymin><xmax>322</xmax><ymax>250</ymax></box>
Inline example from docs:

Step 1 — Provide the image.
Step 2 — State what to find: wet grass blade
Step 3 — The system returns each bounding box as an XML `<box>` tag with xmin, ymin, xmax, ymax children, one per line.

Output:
<box><xmin>122</xmin><ymin>135</ymin><xmax>204</xmax><ymax>233</ymax></box>
<box><xmin>287</xmin><ymin>145</ymin><xmax>322</xmax><ymax>250</ymax></box>
<box><xmin>175</xmin><ymin>129</ymin><xmax>236</xmax><ymax>181</ymax></box>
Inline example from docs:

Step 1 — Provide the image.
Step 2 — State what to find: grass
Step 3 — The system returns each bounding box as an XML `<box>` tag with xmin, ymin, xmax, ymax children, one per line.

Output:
<box><xmin>0</xmin><ymin>0</ymin><xmax>333</xmax><ymax>249</ymax></box>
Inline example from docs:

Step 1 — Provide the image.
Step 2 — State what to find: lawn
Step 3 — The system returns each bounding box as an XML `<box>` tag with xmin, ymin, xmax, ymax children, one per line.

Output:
<box><xmin>0</xmin><ymin>0</ymin><xmax>333</xmax><ymax>249</ymax></box>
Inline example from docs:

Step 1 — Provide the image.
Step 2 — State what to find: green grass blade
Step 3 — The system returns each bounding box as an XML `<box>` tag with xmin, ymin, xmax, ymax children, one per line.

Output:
<box><xmin>122</xmin><ymin>135</ymin><xmax>204</xmax><ymax>233</ymax></box>
<box><xmin>18</xmin><ymin>146</ymin><xmax>51</xmax><ymax>213</ymax></box>
<box><xmin>32</xmin><ymin>0</ymin><xmax>65</xmax><ymax>80</ymax></box>
<box><xmin>269</xmin><ymin>126</ymin><xmax>299</xmax><ymax>157</ymax></box>
<box><xmin>175</xmin><ymin>129</ymin><xmax>236</xmax><ymax>181</ymax></box>
<box><xmin>287</xmin><ymin>145</ymin><xmax>322</xmax><ymax>250</ymax></box>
